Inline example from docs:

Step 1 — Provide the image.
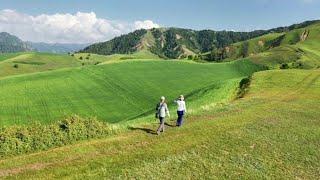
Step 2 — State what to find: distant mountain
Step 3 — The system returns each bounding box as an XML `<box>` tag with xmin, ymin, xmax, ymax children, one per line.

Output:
<box><xmin>0</xmin><ymin>32</ymin><xmax>32</xmax><ymax>53</ymax></box>
<box><xmin>80</xmin><ymin>28</ymin><xmax>268</xmax><ymax>59</ymax></box>
<box><xmin>0</xmin><ymin>32</ymin><xmax>88</xmax><ymax>54</ymax></box>
<box><xmin>80</xmin><ymin>20</ymin><xmax>319</xmax><ymax>59</ymax></box>
<box><xmin>28</xmin><ymin>42</ymin><xmax>89</xmax><ymax>54</ymax></box>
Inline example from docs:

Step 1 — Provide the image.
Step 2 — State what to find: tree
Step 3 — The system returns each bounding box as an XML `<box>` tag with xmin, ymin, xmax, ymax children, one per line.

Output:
<box><xmin>239</xmin><ymin>41</ymin><xmax>249</xmax><ymax>58</ymax></box>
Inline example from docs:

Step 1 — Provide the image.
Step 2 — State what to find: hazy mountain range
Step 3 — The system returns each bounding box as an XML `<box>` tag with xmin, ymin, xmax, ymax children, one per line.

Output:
<box><xmin>0</xmin><ymin>32</ymin><xmax>88</xmax><ymax>54</ymax></box>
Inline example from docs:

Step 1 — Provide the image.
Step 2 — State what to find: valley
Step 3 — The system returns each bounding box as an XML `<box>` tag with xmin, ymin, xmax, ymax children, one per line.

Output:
<box><xmin>0</xmin><ymin>17</ymin><xmax>319</xmax><ymax>179</ymax></box>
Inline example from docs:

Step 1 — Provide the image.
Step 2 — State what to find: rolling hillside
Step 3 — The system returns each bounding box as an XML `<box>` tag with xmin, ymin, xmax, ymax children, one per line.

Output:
<box><xmin>203</xmin><ymin>21</ymin><xmax>320</xmax><ymax>69</ymax></box>
<box><xmin>0</xmin><ymin>59</ymin><xmax>263</xmax><ymax>126</ymax></box>
<box><xmin>80</xmin><ymin>20</ymin><xmax>319</xmax><ymax>59</ymax></box>
<box><xmin>0</xmin><ymin>69</ymin><xmax>318</xmax><ymax>179</ymax></box>
<box><xmin>0</xmin><ymin>52</ymin><xmax>81</xmax><ymax>78</ymax></box>
<box><xmin>79</xmin><ymin>28</ymin><xmax>269</xmax><ymax>59</ymax></box>
<box><xmin>0</xmin><ymin>18</ymin><xmax>319</xmax><ymax>179</ymax></box>
<box><xmin>74</xmin><ymin>50</ymin><xmax>161</xmax><ymax>65</ymax></box>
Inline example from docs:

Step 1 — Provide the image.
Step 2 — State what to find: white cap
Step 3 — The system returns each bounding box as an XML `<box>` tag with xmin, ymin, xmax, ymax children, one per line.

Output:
<box><xmin>160</xmin><ymin>96</ymin><xmax>165</xmax><ymax>100</ymax></box>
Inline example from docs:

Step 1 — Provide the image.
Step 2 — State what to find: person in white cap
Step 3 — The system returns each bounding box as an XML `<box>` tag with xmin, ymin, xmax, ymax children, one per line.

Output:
<box><xmin>155</xmin><ymin>96</ymin><xmax>170</xmax><ymax>135</ymax></box>
<box><xmin>174</xmin><ymin>95</ymin><xmax>187</xmax><ymax>127</ymax></box>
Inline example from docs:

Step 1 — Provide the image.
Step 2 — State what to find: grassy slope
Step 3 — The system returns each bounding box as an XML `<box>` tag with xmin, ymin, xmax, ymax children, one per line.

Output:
<box><xmin>294</xmin><ymin>22</ymin><xmax>320</xmax><ymax>68</ymax></box>
<box><xmin>0</xmin><ymin>53</ymin><xmax>24</xmax><ymax>62</ymax></box>
<box><xmin>213</xmin><ymin>22</ymin><xmax>320</xmax><ymax>69</ymax></box>
<box><xmin>227</xmin><ymin>33</ymin><xmax>285</xmax><ymax>58</ymax></box>
<box><xmin>247</xmin><ymin>23</ymin><xmax>320</xmax><ymax>69</ymax></box>
<box><xmin>0</xmin><ymin>59</ymin><xmax>262</xmax><ymax>126</ymax></box>
<box><xmin>0</xmin><ymin>69</ymin><xmax>318</xmax><ymax>179</ymax></box>
<box><xmin>0</xmin><ymin>52</ymin><xmax>81</xmax><ymax>78</ymax></box>
<box><xmin>74</xmin><ymin>50</ymin><xmax>161</xmax><ymax>65</ymax></box>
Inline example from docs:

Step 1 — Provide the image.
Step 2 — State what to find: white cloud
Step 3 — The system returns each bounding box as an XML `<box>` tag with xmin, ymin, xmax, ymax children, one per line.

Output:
<box><xmin>0</xmin><ymin>9</ymin><xmax>160</xmax><ymax>44</ymax></box>
<box><xmin>134</xmin><ymin>20</ymin><xmax>160</xmax><ymax>30</ymax></box>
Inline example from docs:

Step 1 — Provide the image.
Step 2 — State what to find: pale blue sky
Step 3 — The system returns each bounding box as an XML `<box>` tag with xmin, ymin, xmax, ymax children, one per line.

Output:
<box><xmin>0</xmin><ymin>0</ymin><xmax>319</xmax><ymax>43</ymax></box>
<box><xmin>1</xmin><ymin>0</ymin><xmax>319</xmax><ymax>30</ymax></box>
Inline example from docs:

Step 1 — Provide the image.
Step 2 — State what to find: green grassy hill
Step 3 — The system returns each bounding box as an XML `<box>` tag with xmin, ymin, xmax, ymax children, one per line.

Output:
<box><xmin>203</xmin><ymin>22</ymin><xmax>320</xmax><ymax>69</ymax></box>
<box><xmin>0</xmin><ymin>52</ymin><xmax>81</xmax><ymax>78</ymax></box>
<box><xmin>0</xmin><ymin>20</ymin><xmax>319</xmax><ymax>179</ymax></box>
<box><xmin>247</xmin><ymin>22</ymin><xmax>320</xmax><ymax>69</ymax></box>
<box><xmin>0</xmin><ymin>59</ymin><xmax>263</xmax><ymax>126</ymax></box>
<box><xmin>0</xmin><ymin>69</ymin><xmax>318</xmax><ymax>179</ymax></box>
<box><xmin>80</xmin><ymin>20</ymin><xmax>319</xmax><ymax>59</ymax></box>
<box><xmin>74</xmin><ymin>50</ymin><xmax>161</xmax><ymax>65</ymax></box>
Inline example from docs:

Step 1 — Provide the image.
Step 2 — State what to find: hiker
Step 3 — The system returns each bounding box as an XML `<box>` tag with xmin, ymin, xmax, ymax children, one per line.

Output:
<box><xmin>155</xmin><ymin>96</ymin><xmax>170</xmax><ymax>135</ymax></box>
<box><xmin>174</xmin><ymin>95</ymin><xmax>187</xmax><ymax>127</ymax></box>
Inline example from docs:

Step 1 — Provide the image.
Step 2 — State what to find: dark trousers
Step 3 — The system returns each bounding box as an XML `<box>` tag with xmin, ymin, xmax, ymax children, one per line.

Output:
<box><xmin>176</xmin><ymin>111</ymin><xmax>184</xmax><ymax>126</ymax></box>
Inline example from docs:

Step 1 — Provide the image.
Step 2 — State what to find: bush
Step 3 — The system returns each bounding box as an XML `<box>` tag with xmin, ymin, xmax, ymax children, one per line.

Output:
<box><xmin>280</xmin><ymin>63</ymin><xmax>289</xmax><ymax>69</ymax></box>
<box><xmin>79</xmin><ymin>56</ymin><xmax>83</xmax><ymax>60</ymax></box>
<box><xmin>0</xmin><ymin>116</ymin><xmax>115</xmax><ymax>157</ymax></box>
<box><xmin>237</xmin><ymin>77</ymin><xmax>251</xmax><ymax>98</ymax></box>
<box><xmin>13</xmin><ymin>64</ymin><xmax>19</xmax><ymax>68</ymax></box>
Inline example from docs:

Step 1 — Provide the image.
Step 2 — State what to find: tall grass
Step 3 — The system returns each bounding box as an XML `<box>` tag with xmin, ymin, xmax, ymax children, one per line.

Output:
<box><xmin>0</xmin><ymin>115</ymin><xmax>116</xmax><ymax>157</ymax></box>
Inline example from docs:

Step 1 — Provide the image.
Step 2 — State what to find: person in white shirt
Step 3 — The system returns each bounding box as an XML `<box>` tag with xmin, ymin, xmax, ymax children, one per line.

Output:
<box><xmin>155</xmin><ymin>96</ymin><xmax>170</xmax><ymax>135</ymax></box>
<box><xmin>174</xmin><ymin>95</ymin><xmax>187</xmax><ymax>127</ymax></box>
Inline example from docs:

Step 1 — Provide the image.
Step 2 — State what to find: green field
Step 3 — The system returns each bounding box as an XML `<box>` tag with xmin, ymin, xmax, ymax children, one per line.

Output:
<box><xmin>0</xmin><ymin>52</ymin><xmax>81</xmax><ymax>78</ymax></box>
<box><xmin>0</xmin><ymin>69</ymin><xmax>318</xmax><ymax>179</ymax></box>
<box><xmin>74</xmin><ymin>50</ymin><xmax>161</xmax><ymax>65</ymax></box>
<box><xmin>0</xmin><ymin>19</ymin><xmax>319</xmax><ymax>179</ymax></box>
<box><xmin>0</xmin><ymin>59</ymin><xmax>262</xmax><ymax>126</ymax></box>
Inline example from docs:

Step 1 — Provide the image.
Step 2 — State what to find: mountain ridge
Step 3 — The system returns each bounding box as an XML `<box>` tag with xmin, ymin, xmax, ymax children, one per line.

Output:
<box><xmin>0</xmin><ymin>32</ymin><xmax>33</xmax><ymax>53</ymax></box>
<box><xmin>80</xmin><ymin>20</ymin><xmax>320</xmax><ymax>59</ymax></box>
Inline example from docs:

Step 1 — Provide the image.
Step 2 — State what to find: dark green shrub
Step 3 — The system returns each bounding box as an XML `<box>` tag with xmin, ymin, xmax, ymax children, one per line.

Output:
<box><xmin>0</xmin><ymin>116</ymin><xmax>114</xmax><ymax>157</ymax></box>
<box><xmin>13</xmin><ymin>64</ymin><xmax>19</xmax><ymax>68</ymax></box>
<box><xmin>280</xmin><ymin>63</ymin><xmax>289</xmax><ymax>69</ymax></box>
<box><xmin>237</xmin><ymin>77</ymin><xmax>251</xmax><ymax>98</ymax></box>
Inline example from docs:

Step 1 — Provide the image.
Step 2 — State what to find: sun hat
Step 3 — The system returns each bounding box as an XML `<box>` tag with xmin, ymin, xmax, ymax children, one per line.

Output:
<box><xmin>160</xmin><ymin>96</ymin><xmax>165</xmax><ymax>100</ymax></box>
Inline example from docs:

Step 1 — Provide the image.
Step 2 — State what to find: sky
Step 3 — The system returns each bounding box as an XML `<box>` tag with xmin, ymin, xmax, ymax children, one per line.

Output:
<box><xmin>0</xmin><ymin>0</ymin><xmax>319</xmax><ymax>44</ymax></box>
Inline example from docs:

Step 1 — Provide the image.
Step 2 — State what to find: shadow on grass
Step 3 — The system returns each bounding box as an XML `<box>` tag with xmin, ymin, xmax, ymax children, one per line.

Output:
<box><xmin>164</xmin><ymin>122</ymin><xmax>176</xmax><ymax>127</ymax></box>
<box><xmin>128</xmin><ymin>127</ymin><xmax>158</xmax><ymax>135</ymax></box>
<box><xmin>129</xmin><ymin>122</ymin><xmax>177</xmax><ymax>135</ymax></box>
